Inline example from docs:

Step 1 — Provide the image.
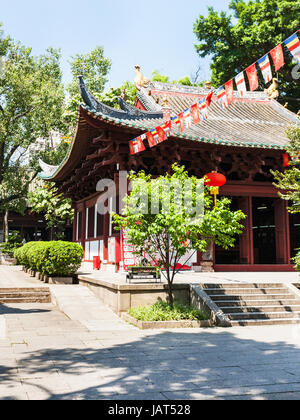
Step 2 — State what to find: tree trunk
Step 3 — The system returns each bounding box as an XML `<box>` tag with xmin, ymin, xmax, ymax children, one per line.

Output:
<box><xmin>165</xmin><ymin>240</ymin><xmax>174</xmax><ymax>307</ymax></box>
<box><xmin>167</xmin><ymin>278</ymin><xmax>174</xmax><ymax>307</ymax></box>
<box><xmin>4</xmin><ymin>209</ymin><xmax>9</xmax><ymax>243</ymax></box>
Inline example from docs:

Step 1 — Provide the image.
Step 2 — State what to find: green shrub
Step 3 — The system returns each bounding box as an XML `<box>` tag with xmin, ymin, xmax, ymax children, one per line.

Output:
<box><xmin>39</xmin><ymin>241</ymin><xmax>83</xmax><ymax>276</ymax></box>
<box><xmin>128</xmin><ymin>300</ymin><xmax>208</xmax><ymax>322</ymax></box>
<box><xmin>14</xmin><ymin>242</ymin><xmax>38</xmax><ymax>267</ymax></box>
<box><xmin>27</xmin><ymin>242</ymin><xmax>48</xmax><ymax>272</ymax></box>
<box><xmin>14</xmin><ymin>241</ymin><xmax>83</xmax><ymax>276</ymax></box>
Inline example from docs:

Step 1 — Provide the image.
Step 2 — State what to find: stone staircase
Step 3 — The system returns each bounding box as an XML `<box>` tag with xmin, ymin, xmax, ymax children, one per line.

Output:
<box><xmin>0</xmin><ymin>288</ymin><xmax>51</xmax><ymax>304</ymax></box>
<box><xmin>201</xmin><ymin>283</ymin><xmax>300</xmax><ymax>326</ymax></box>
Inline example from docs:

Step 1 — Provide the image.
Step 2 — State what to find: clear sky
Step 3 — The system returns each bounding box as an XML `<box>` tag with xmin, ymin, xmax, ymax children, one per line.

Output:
<box><xmin>0</xmin><ymin>0</ymin><xmax>231</xmax><ymax>89</ymax></box>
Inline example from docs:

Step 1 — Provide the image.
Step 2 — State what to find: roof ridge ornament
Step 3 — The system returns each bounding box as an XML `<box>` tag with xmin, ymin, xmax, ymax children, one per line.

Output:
<box><xmin>134</xmin><ymin>65</ymin><xmax>150</xmax><ymax>90</ymax></box>
<box><xmin>264</xmin><ymin>78</ymin><xmax>279</xmax><ymax>100</ymax></box>
<box><xmin>78</xmin><ymin>75</ymin><xmax>163</xmax><ymax>120</ymax></box>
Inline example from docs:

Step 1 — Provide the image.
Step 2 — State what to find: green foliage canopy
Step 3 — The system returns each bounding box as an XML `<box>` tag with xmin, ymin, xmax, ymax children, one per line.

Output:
<box><xmin>0</xmin><ymin>23</ymin><xmax>66</xmax><ymax>207</ymax></box>
<box><xmin>194</xmin><ymin>0</ymin><xmax>300</xmax><ymax>111</ymax></box>
<box><xmin>28</xmin><ymin>184</ymin><xmax>74</xmax><ymax>240</ymax></box>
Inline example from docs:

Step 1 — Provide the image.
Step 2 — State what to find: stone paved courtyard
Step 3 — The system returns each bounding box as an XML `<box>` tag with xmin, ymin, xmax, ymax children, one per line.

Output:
<box><xmin>1</xmin><ymin>266</ymin><xmax>300</xmax><ymax>400</ymax></box>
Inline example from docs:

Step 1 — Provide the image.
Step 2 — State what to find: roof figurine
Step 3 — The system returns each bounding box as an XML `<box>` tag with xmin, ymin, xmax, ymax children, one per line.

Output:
<box><xmin>205</xmin><ymin>80</ymin><xmax>212</xmax><ymax>90</ymax></box>
<box><xmin>264</xmin><ymin>78</ymin><xmax>279</xmax><ymax>100</ymax></box>
<box><xmin>134</xmin><ymin>65</ymin><xmax>150</xmax><ymax>89</ymax></box>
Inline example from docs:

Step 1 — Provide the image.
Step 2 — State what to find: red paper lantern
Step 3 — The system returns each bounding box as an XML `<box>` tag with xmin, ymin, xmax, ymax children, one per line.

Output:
<box><xmin>282</xmin><ymin>153</ymin><xmax>290</xmax><ymax>167</ymax></box>
<box><xmin>204</xmin><ymin>172</ymin><xmax>227</xmax><ymax>187</ymax></box>
<box><xmin>204</xmin><ymin>172</ymin><xmax>227</xmax><ymax>206</ymax></box>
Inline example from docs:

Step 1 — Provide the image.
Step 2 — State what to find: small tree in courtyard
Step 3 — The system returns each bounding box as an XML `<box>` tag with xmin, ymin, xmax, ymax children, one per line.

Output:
<box><xmin>113</xmin><ymin>165</ymin><xmax>246</xmax><ymax>306</ymax></box>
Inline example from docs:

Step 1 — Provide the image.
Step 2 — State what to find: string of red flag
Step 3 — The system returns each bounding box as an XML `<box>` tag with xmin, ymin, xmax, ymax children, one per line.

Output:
<box><xmin>129</xmin><ymin>30</ymin><xmax>300</xmax><ymax>155</ymax></box>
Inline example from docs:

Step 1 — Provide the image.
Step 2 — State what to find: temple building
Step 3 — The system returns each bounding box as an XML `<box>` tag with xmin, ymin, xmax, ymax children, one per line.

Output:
<box><xmin>39</xmin><ymin>73</ymin><xmax>300</xmax><ymax>272</ymax></box>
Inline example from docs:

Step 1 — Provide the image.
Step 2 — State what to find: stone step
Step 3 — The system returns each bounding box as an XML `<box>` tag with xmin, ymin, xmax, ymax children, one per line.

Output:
<box><xmin>216</xmin><ymin>299</ymin><xmax>300</xmax><ymax>307</ymax></box>
<box><xmin>228</xmin><ymin>311</ymin><xmax>300</xmax><ymax>321</ymax></box>
<box><xmin>217</xmin><ymin>299</ymin><xmax>300</xmax><ymax>308</ymax></box>
<box><xmin>0</xmin><ymin>288</ymin><xmax>48</xmax><ymax>292</ymax></box>
<box><xmin>221</xmin><ymin>305</ymin><xmax>300</xmax><ymax>314</ymax></box>
<box><xmin>0</xmin><ymin>297</ymin><xmax>51</xmax><ymax>304</ymax></box>
<box><xmin>202</xmin><ymin>283</ymin><xmax>300</xmax><ymax>327</ymax></box>
<box><xmin>0</xmin><ymin>292</ymin><xmax>50</xmax><ymax>299</ymax></box>
<box><xmin>210</xmin><ymin>293</ymin><xmax>295</xmax><ymax>301</ymax></box>
<box><xmin>230</xmin><ymin>318</ymin><xmax>300</xmax><ymax>326</ymax></box>
<box><xmin>202</xmin><ymin>283</ymin><xmax>285</xmax><ymax>289</ymax></box>
<box><xmin>0</xmin><ymin>287</ymin><xmax>51</xmax><ymax>304</ymax></box>
<box><xmin>204</xmin><ymin>287</ymin><xmax>290</xmax><ymax>296</ymax></box>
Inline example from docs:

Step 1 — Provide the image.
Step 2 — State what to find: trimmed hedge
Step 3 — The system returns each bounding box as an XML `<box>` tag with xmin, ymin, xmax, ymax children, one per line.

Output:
<box><xmin>14</xmin><ymin>241</ymin><xmax>83</xmax><ymax>277</ymax></box>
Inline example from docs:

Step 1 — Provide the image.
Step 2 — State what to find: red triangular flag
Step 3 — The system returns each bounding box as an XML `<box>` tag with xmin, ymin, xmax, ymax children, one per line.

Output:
<box><xmin>206</xmin><ymin>91</ymin><xmax>213</xmax><ymax>107</ymax></box>
<box><xmin>156</xmin><ymin>126</ymin><xmax>167</xmax><ymax>143</ymax></box>
<box><xmin>191</xmin><ymin>103</ymin><xmax>200</xmax><ymax>124</ymax></box>
<box><xmin>129</xmin><ymin>136</ymin><xmax>146</xmax><ymax>155</ymax></box>
<box><xmin>246</xmin><ymin>63</ymin><xmax>259</xmax><ymax>91</ymax></box>
<box><xmin>225</xmin><ymin>80</ymin><xmax>234</xmax><ymax>105</ymax></box>
<box><xmin>176</xmin><ymin>113</ymin><xmax>185</xmax><ymax>132</ymax></box>
<box><xmin>162</xmin><ymin>120</ymin><xmax>171</xmax><ymax>137</ymax></box>
<box><xmin>270</xmin><ymin>44</ymin><xmax>285</xmax><ymax>71</ymax></box>
<box><xmin>146</xmin><ymin>131</ymin><xmax>157</xmax><ymax>148</ymax></box>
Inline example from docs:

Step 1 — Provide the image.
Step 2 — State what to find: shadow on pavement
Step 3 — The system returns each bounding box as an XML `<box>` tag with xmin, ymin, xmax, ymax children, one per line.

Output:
<box><xmin>0</xmin><ymin>304</ymin><xmax>51</xmax><ymax>315</ymax></box>
<box><xmin>1</xmin><ymin>327</ymin><xmax>300</xmax><ymax>400</ymax></box>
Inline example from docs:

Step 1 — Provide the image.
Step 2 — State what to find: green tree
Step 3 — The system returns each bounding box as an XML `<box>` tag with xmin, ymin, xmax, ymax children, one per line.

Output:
<box><xmin>31</xmin><ymin>135</ymin><xmax>72</xmax><ymax>168</ymax></box>
<box><xmin>0</xmin><ymin>23</ymin><xmax>66</xmax><ymax>208</ymax></box>
<box><xmin>29</xmin><ymin>184</ymin><xmax>74</xmax><ymax>240</ymax></box>
<box><xmin>272</xmin><ymin>124</ymin><xmax>300</xmax><ymax>213</ymax></box>
<box><xmin>113</xmin><ymin>165</ymin><xmax>246</xmax><ymax>306</ymax></box>
<box><xmin>65</xmin><ymin>46</ymin><xmax>112</xmax><ymax>127</ymax></box>
<box><xmin>194</xmin><ymin>0</ymin><xmax>300</xmax><ymax>111</ymax></box>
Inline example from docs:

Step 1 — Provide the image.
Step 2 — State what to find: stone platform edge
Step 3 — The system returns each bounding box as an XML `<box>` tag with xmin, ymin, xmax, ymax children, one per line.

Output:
<box><xmin>77</xmin><ymin>275</ymin><xmax>188</xmax><ymax>291</ymax></box>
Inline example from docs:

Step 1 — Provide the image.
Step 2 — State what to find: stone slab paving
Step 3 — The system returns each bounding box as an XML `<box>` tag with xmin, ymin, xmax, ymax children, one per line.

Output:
<box><xmin>0</xmin><ymin>265</ymin><xmax>48</xmax><ymax>288</ymax></box>
<box><xmin>1</xmin><ymin>266</ymin><xmax>300</xmax><ymax>400</ymax></box>
<box><xmin>50</xmin><ymin>284</ymin><xmax>136</xmax><ymax>332</ymax></box>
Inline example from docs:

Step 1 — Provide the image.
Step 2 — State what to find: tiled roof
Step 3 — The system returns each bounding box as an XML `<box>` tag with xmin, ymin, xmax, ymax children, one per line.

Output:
<box><xmin>136</xmin><ymin>81</ymin><xmax>298</xmax><ymax>149</ymax></box>
<box><xmin>39</xmin><ymin>79</ymin><xmax>298</xmax><ymax>180</ymax></box>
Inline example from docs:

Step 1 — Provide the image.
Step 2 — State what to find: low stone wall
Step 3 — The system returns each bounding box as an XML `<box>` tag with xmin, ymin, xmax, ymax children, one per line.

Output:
<box><xmin>122</xmin><ymin>313</ymin><xmax>213</xmax><ymax>329</ymax></box>
<box><xmin>78</xmin><ymin>275</ymin><xmax>190</xmax><ymax>315</ymax></box>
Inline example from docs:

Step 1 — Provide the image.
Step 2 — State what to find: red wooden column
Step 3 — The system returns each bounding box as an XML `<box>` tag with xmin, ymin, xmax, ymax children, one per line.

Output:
<box><xmin>103</xmin><ymin>203</ymin><xmax>109</xmax><ymax>262</ymax></box>
<box><xmin>72</xmin><ymin>209</ymin><xmax>77</xmax><ymax>242</ymax></box>
<box><xmin>238</xmin><ymin>196</ymin><xmax>254</xmax><ymax>265</ymax></box>
<box><xmin>81</xmin><ymin>205</ymin><xmax>86</xmax><ymax>258</ymax></box>
<box><xmin>275</xmin><ymin>199</ymin><xmax>290</xmax><ymax>264</ymax></box>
